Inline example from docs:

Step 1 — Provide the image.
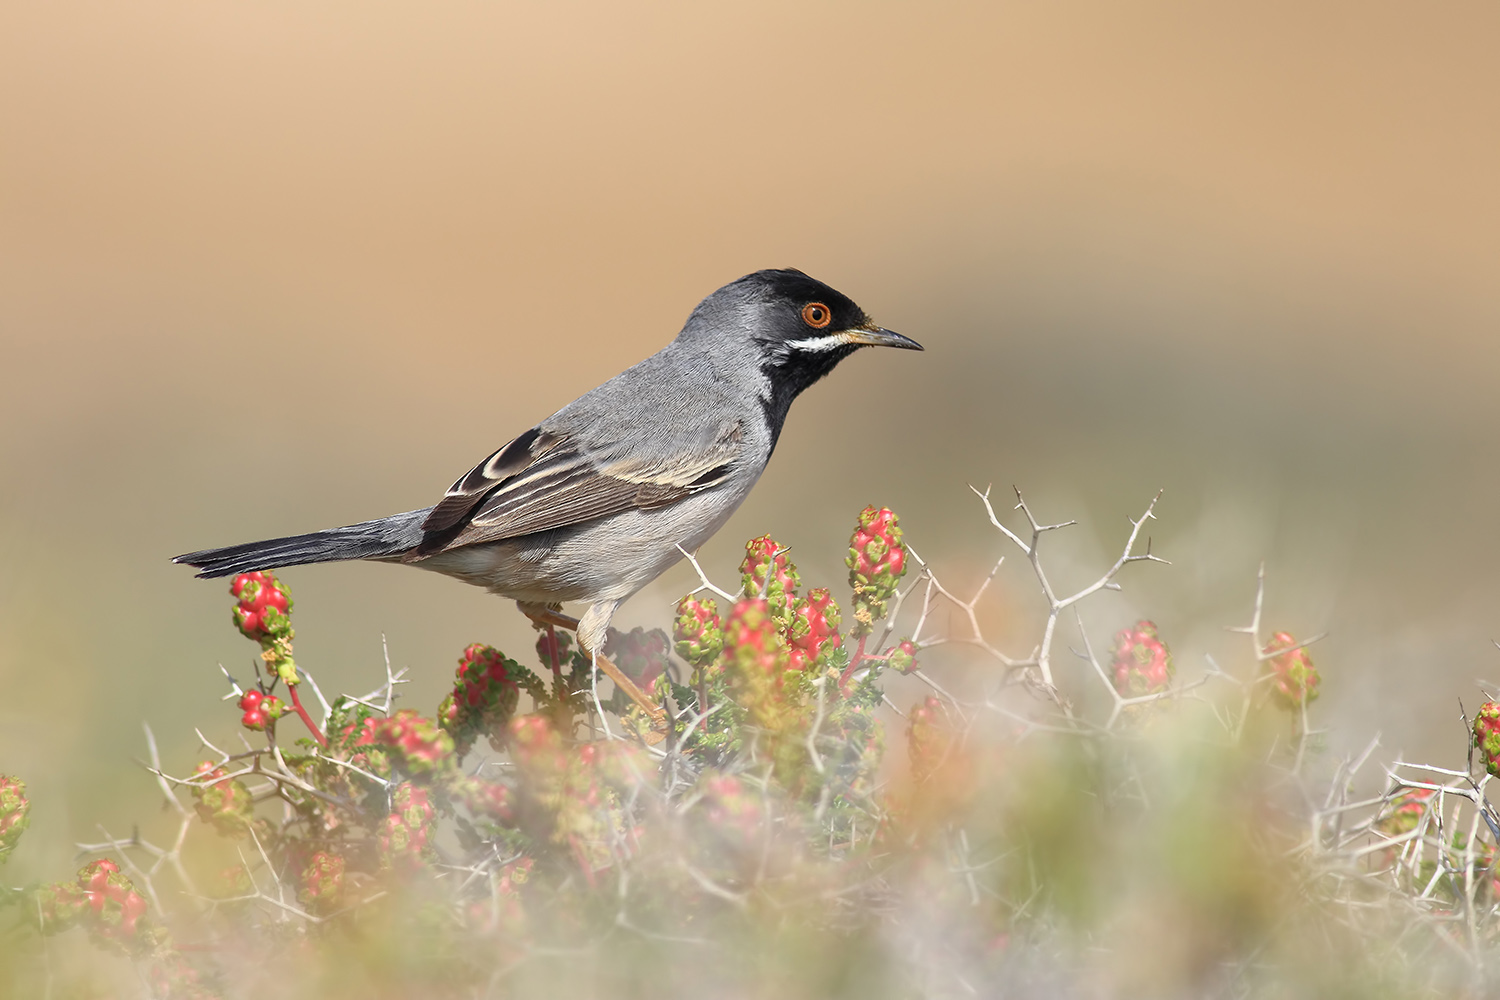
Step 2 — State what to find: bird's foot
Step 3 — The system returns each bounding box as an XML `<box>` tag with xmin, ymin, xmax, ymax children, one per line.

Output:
<box><xmin>515</xmin><ymin>601</ymin><xmax>666</xmax><ymax>732</ymax></box>
<box><xmin>516</xmin><ymin>601</ymin><xmax>579</xmax><ymax>632</ymax></box>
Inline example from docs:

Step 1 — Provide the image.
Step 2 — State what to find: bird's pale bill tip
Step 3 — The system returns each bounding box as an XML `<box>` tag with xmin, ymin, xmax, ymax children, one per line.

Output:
<box><xmin>846</xmin><ymin>327</ymin><xmax>924</xmax><ymax>351</ymax></box>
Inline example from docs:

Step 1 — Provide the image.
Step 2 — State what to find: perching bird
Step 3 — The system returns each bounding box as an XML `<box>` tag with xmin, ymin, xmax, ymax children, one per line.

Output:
<box><xmin>175</xmin><ymin>268</ymin><xmax>922</xmax><ymax>652</ymax></box>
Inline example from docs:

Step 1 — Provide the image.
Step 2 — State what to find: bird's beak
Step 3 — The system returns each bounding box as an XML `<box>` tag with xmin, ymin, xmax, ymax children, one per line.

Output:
<box><xmin>841</xmin><ymin>325</ymin><xmax>924</xmax><ymax>351</ymax></box>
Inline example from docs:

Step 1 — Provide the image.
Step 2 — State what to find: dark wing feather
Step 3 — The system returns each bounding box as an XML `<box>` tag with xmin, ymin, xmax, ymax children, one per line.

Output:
<box><xmin>422</xmin><ymin>427</ymin><xmax>560</xmax><ymax>533</ymax></box>
<box><xmin>414</xmin><ymin>420</ymin><xmax>743</xmax><ymax>556</ymax></box>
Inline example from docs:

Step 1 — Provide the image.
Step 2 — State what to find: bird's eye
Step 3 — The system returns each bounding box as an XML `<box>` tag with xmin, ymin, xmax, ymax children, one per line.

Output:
<box><xmin>801</xmin><ymin>302</ymin><xmax>832</xmax><ymax>329</ymax></box>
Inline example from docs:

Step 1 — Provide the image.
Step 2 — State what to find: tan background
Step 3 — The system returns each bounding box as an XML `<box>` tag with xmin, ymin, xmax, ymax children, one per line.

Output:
<box><xmin>3</xmin><ymin>2</ymin><xmax>1500</xmax><ymax>868</ymax></box>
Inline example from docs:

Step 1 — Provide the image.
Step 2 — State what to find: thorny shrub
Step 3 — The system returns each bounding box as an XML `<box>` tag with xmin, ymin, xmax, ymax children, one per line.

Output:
<box><xmin>5</xmin><ymin>493</ymin><xmax>1500</xmax><ymax>998</ymax></box>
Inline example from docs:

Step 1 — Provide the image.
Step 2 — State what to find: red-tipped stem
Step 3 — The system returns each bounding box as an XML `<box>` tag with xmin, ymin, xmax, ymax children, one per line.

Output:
<box><xmin>286</xmin><ymin>683</ymin><xmax>327</xmax><ymax>747</ymax></box>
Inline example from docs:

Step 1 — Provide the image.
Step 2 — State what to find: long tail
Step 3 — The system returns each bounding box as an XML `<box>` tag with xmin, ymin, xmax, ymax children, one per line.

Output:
<box><xmin>173</xmin><ymin>508</ymin><xmax>433</xmax><ymax>578</ymax></box>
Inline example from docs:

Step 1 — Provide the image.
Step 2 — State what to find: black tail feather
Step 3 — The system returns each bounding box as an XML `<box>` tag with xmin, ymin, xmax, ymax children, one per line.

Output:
<box><xmin>174</xmin><ymin>509</ymin><xmax>432</xmax><ymax>579</ymax></box>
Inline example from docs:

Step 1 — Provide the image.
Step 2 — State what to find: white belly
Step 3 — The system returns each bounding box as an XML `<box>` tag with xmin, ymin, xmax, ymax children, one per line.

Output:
<box><xmin>411</xmin><ymin>483</ymin><xmax>747</xmax><ymax>608</ymax></box>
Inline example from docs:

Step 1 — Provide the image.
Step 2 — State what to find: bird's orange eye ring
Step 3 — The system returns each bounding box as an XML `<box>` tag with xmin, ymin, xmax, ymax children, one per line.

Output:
<box><xmin>802</xmin><ymin>302</ymin><xmax>832</xmax><ymax>329</ymax></box>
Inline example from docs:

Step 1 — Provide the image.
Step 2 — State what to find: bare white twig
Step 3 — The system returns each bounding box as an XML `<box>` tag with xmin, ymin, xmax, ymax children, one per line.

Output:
<box><xmin>675</xmin><ymin>543</ymin><xmax>738</xmax><ymax>603</ymax></box>
<box><xmin>969</xmin><ymin>485</ymin><xmax>1166</xmax><ymax>692</ymax></box>
<box><xmin>296</xmin><ymin>668</ymin><xmax>335</xmax><ymax>723</ymax></box>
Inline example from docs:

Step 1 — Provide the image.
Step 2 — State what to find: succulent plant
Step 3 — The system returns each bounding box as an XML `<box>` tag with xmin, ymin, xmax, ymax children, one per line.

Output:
<box><xmin>741</xmin><ymin>535</ymin><xmax>801</xmax><ymax>628</ymax></box>
<box><xmin>846</xmin><ymin>507</ymin><xmax>907</xmax><ymax>635</ymax></box>
<box><xmin>299</xmin><ymin>850</ymin><xmax>346</xmax><ymax>914</ymax></box>
<box><xmin>907</xmin><ymin>695</ymin><xmax>949</xmax><ymax>784</ymax></box>
<box><xmin>723</xmin><ymin>598</ymin><xmax>791</xmax><ymax>730</ymax></box>
<box><xmin>1263</xmin><ymin>631</ymin><xmax>1320</xmax><ymax>709</ymax></box>
<box><xmin>229</xmin><ymin>571</ymin><xmax>292</xmax><ymax>643</ymax></box>
<box><xmin>603</xmin><ymin>626</ymin><xmax>672</xmax><ymax>692</ymax></box>
<box><xmin>787</xmin><ymin>588</ymin><xmax>843</xmax><ymax>672</ymax></box>
<box><xmin>886</xmin><ymin>639</ymin><xmax>919</xmax><ymax>675</ymax></box>
<box><xmin>379</xmin><ymin>782</ymin><xmax>435</xmax><ymax>873</ymax></box>
<box><xmin>346</xmin><ymin>710</ymin><xmax>455</xmax><ymax>776</ymax></box>
<box><xmin>1376</xmin><ymin>788</ymin><xmax>1434</xmax><ymax>838</ymax></box>
<box><xmin>1110</xmin><ymin>620</ymin><xmax>1174</xmax><ymax>697</ymax></box>
<box><xmin>438</xmin><ymin>643</ymin><xmax>529</xmax><ymax>754</ymax></box>
<box><xmin>236</xmin><ymin>688</ymin><xmax>286</xmax><ymax>731</ymax></box>
<box><xmin>1475</xmin><ymin>702</ymin><xmax>1500</xmax><ymax>777</ymax></box>
<box><xmin>0</xmin><ymin>775</ymin><xmax>30</xmax><ymax>866</ymax></box>
<box><xmin>189</xmin><ymin>760</ymin><xmax>255</xmax><ymax>838</ymax></box>
<box><xmin>674</xmin><ymin>594</ymin><xmax>725</xmax><ymax>673</ymax></box>
<box><xmin>35</xmin><ymin>859</ymin><xmax>151</xmax><ymax>955</ymax></box>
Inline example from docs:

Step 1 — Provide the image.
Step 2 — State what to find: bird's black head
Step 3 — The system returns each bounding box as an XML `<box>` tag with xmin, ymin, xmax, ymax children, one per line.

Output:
<box><xmin>680</xmin><ymin>268</ymin><xmax>923</xmax><ymax>447</ymax></box>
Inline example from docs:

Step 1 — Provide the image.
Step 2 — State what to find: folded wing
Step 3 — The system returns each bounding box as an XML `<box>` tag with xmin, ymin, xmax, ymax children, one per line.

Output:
<box><xmin>414</xmin><ymin>420</ymin><xmax>743</xmax><ymax>556</ymax></box>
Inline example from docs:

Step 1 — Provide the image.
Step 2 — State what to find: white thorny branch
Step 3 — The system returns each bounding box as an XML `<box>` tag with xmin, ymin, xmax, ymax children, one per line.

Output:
<box><xmin>82</xmin><ymin>647</ymin><xmax>415</xmax><ymax>933</ymax></box>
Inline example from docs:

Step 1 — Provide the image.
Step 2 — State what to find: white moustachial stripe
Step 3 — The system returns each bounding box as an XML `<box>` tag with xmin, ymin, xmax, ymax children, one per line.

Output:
<box><xmin>788</xmin><ymin>331</ymin><xmax>855</xmax><ymax>353</ymax></box>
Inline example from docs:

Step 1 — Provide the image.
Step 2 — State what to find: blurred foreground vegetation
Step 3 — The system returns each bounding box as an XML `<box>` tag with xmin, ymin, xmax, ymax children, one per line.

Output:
<box><xmin>3</xmin><ymin>497</ymin><xmax>1498</xmax><ymax>999</ymax></box>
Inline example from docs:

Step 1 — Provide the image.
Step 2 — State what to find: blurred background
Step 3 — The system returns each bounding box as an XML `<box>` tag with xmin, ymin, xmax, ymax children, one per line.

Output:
<box><xmin>3</xmin><ymin>1</ymin><xmax>1500</xmax><ymax>877</ymax></box>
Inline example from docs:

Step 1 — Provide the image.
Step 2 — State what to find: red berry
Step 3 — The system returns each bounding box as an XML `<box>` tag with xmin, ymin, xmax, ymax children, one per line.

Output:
<box><xmin>1263</xmin><ymin>632</ymin><xmax>1320</xmax><ymax>709</ymax></box>
<box><xmin>674</xmin><ymin>595</ymin><xmax>724</xmax><ymax>671</ymax></box>
<box><xmin>907</xmin><ymin>695</ymin><xmax>950</xmax><ymax>783</ymax></box>
<box><xmin>1377</xmin><ymin>788</ymin><xmax>1434</xmax><ymax>837</ymax></box>
<box><xmin>786</xmin><ymin>588</ymin><xmax>843</xmax><ymax>672</ymax></box>
<box><xmin>0</xmin><ymin>775</ymin><xmax>30</xmax><ymax>865</ymax></box>
<box><xmin>379</xmin><ymin>782</ymin><xmax>435</xmax><ymax>873</ymax></box>
<box><xmin>74</xmin><ymin>858</ymin><xmax>149</xmax><ymax>944</ymax></box>
<box><xmin>740</xmin><ymin>536</ymin><xmax>801</xmax><ymax>627</ymax></box>
<box><xmin>700</xmin><ymin>772</ymin><xmax>762</xmax><ymax>840</ymax></box>
<box><xmin>190</xmin><ymin>761</ymin><xmax>254</xmax><ymax>837</ymax></box>
<box><xmin>886</xmin><ymin>639</ymin><xmax>918</xmax><ymax>674</ymax></box>
<box><xmin>603</xmin><ymin>626</ymin><xmax>671</xmax><ymax>690</ymax></box>
<box><xmin>353</xmin><ymin>709</ymin><xmax>455</xmax><ymax>774</ymax></box>
<box><xmin>507</xmin><ymin>713</ymin><xmax>565</xmax><ymax>774</ymax></box>
<box><xmin>846</xmin><ymin>507</ymin><xmax>907</xmax><ymax>635</ymax></box>
<box><xmin>1475</xmin><ymin>702</ymin><xmax>1500</xmax><ymax>777</ymax></box>
<box><xmin>723</xmin><ymin>599</ymin><xmax>792</xmax><ymax>729</ymax></box>
<box><xmin>455</xmin><ymin>777</ymin><xmax>516</xmax><ymax>825</ymax></box>
<box><xmin>229</xmin><ymin>571</ymin><xmax>293</xmax><ymax>643</ymax></box>
<box><xmin>535</xmin><ymin>629</ymin><xmax>575</xmax><ymax>669</ymax></box>
<box><xmin>1110</xmin><ymin>620</ymin><xmax>1173</xmax><ymax>697</ymax></box>
<box><xmin>439</xmin><ymin>644</ymin><xmax>527</xmax><ymax>756</ymax></box>
<box><xmin>299</xmin><ymin>851</ymin><xmax>346</xmax><ymax>913</ymax></box>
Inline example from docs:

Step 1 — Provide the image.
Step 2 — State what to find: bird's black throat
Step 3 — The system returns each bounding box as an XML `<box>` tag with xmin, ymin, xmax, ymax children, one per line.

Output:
<box><xmin>758</xmin><ymin>343</ymin><xmax>861</xmax><ymax>455</ymax></box>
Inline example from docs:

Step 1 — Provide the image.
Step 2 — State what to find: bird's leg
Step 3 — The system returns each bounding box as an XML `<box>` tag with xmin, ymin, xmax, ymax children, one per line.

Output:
<box><xmin>517</xmin><ymin>602</ymin><xmax>664</xmax><ymax>725</ymax></box>
<box><xmin>545</xmin><ymin>624</ymin><xmax>565</xmax><ymax>690</ymax></box>
<box><xmin>543</xmin><ymin>624</ymin><xmax>572</xmax><ymax>731</ymax></box>
<box><xmin>586</xmin><ymin>649</ymin><xmax>666</xmax><ymax>730</ymax></box>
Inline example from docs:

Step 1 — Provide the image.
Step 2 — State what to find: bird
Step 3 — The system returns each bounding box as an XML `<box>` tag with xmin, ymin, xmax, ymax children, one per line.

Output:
<box><xmin>174</xmin><ymin>268</ymin><xmax>923</xmax><ymax>655</ymax></box>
